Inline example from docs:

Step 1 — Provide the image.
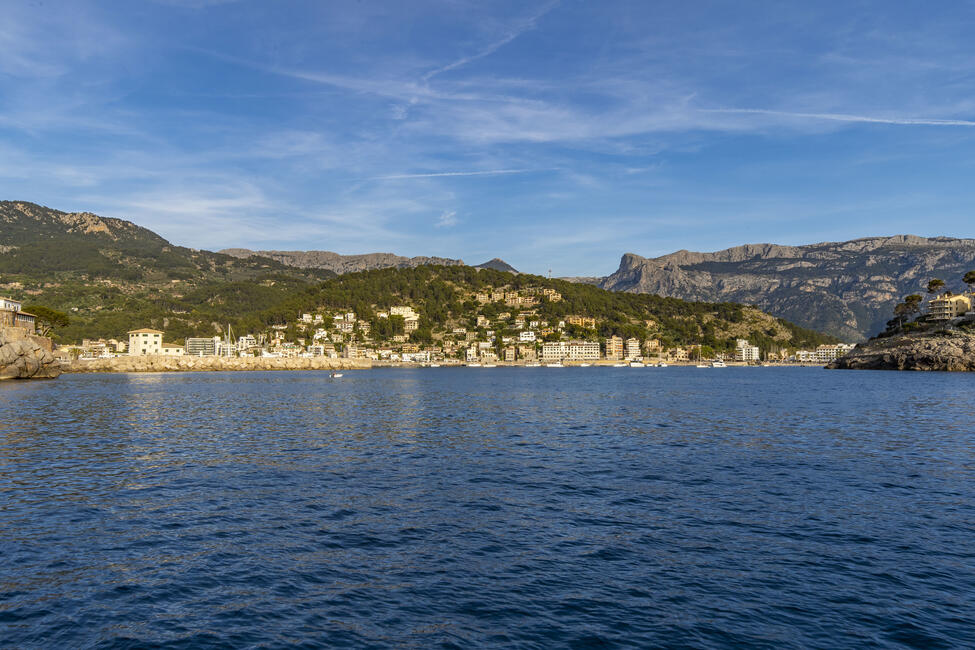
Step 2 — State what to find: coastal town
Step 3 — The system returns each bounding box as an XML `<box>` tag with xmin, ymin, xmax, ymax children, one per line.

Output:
<box><xmin>45</xmin><ymin>284</ymin><xmax>860</xmax><ymax>367</ymax></box>
<box><xmin>9</xmin><ymin>272</ymin><xmax>975</xmax><ymax>373</ymax></box>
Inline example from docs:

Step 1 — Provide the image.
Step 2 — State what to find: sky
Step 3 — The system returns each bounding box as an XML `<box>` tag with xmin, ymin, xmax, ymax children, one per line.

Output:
<box><xmin>2</xmin><ymin>0</ymin><xmax>975</xmax><ymax>276</ymax></box>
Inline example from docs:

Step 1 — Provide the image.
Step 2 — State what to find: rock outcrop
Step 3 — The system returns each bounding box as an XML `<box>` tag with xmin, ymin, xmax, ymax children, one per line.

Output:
<box><xmin>827</xmin><ymin>331</ymin><xmax>975</xmax><ymax>371</ymax></box>
<box><xmin>64</xmin><ymin>355</ymin><xmax>371</xmax><ymax>374</ymax></box>
<box><xmin>597</xmin><ymin>236</ymin><xmax>975</xmax><ymax>341</ymax></box>
<box><xmin>220</xmin><ymin>249</ymin><xmax>465</xmax><ymax>274</ymax></box>
<box><xmin>0</xmin><ymin>331</ymin><xmax>61</xmax><ymax>379</ymax></box>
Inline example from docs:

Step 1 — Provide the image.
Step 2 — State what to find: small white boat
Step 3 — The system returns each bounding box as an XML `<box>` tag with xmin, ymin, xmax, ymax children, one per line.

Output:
<box><xmin>656</xmin><ymin>362</ymin><xmax>669</xmax><ymax>368</ymax></box>
<box><xmin>525</xmin><ymin>362</ymin><xmax>541</xmax><ymax>367</ymax></box>
<box><xmin>483</xmin><ymin>364</ymin><xmax>497</xmax><ymax>368</ymax></box>
<box><xmin>579</xmin><ymin>363</ymin><xmax>592</xmax><ymax>368</ymax></box>
<box><xmin>612</xmin><ymin>363</ymin><xmax>626</xmax><ymax>367</ymax></box>
<box><xmin>711</xmin><ymin>361</ymin><xmax>727</xmax><ymax>368</ymax></box>
<box><xmin>545</xmin><ymin>363</ymin><xmax>563</xmax><ymax>368</ymax></box>
<box><xmin>330</xmin><ymin>372</ymin><xmax>344</xmax><ymax>378</ymax></box>
<box><xmin>696</xmin><ymin>364</ymin><xmax>708</xmax><ymax>368</ymax></box>
<box><xmin>467</xmin><ymin>363</ymin><xmax>482</xmax><ymax>367</ymax></box>
<box><xmin>429</xmin><ymin>363</ymin><xmax>441</xmax><ymax>368</ymax></box>
<box><xmin>629</xmin><ymin>361</ymin><xmax>645</xmax><ymax>367</ymax></box>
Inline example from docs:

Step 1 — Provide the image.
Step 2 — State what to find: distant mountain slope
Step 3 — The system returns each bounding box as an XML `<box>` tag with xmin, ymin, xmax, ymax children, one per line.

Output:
<box><xmin>220</xmin><ymin>248</ymin><xmax>465</xmax><ymax>274</ymax></box>
<box><xmin>474</xmin><ymin>258</ymin><xmax>518</xmax><ymax>273</ymax></box>
<box><xmin>0</xmin><ymin>201</ymin><xmax>303</xmax><ymax>279</ymax></box>
<box><xmin>0</xmin><ymin>201</ymin><xmax>330</xmax><ymax>342</ymax></box>
<box><xmin>599</xmin><ymin>235</ymin><xmax>975</xmax><ymax>341</ymax></box>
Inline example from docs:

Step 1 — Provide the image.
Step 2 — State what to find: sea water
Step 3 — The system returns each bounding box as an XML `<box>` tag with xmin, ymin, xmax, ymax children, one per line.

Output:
<box><xmin>2</xmin><ymin>368</ymin><xmax>973</xmax><ymax>648</ymax></box>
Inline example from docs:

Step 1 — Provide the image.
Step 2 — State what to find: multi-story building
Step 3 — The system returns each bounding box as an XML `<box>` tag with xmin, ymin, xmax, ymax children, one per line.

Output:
<box><xmin>519</xmin><ymin>331</ymin><xmax>537</xmax><ymax>342</ymax></box>
<box><xmin>670</xmin><ymin>347</ymin><xmax>690</xmax><ymax>362</ymax></box>
<box><xmin>605</xmin><ymin>336</ymin><xmax>624</xmax><ymax>361</ymax></box>
<box><xmin>518</xmin><ymin>344</ymin><xmax>537</xmax><ymax>361</ymax></box>
<box><xmin>127</xmin><ymin>328</ymin><xmax>164</xmax><ymax>355</ymax></box>
<box><xmin>625</xmin><ymin>338</ymin><xmax>641</xmax><ymax>360</ymax></box>
<box><xmin>185</xmin><ymin>337</ymin><xmax>218</xmax><ymax>356</ymax></box>
<box><xmin>503</xmin><ymin>346</ymin><xmax>516</xmax><ymax>362</ymax></box>
<box><xmin>930</xmin><ymin>294</ymin><xmax>972</xmax><ymax>320</ymax></box>
<box><xmin>541</xmin><ymin>341</ymin><xmax>567</xmax><ymax>362</ymax></box>
<box><xmin>567</xmin><ymin>340</ymin><xmax>600</xmax><ymax>361</ymax></box>
<box><xmin>566</xmin><ymin>315</ymin><xmax>597</xmax><ymax>330</ymax></box>
<box><xmin>814</xmin><ymin>344</ymin><xmax>855</xmax><ymax>363</ymax></box>
<box><xmin>542</xmin><ymin>289</ymin><xmax>562</xmax><ymax>302</ymax></box>
<box><xmin>735</xmin><ymin>339</ymin><xmax>761</xmax><ymax>362</ymax></box>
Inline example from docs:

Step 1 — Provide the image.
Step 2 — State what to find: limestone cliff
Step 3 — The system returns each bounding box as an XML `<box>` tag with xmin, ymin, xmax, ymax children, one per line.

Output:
<box><xmin>0</xmin><ymin>331</ymin><xmax>61</xmax><ymax>379</ymax></box>
<box><xmin>598</xmin><ymin>236</ymin><xmax>975</xmax><ymax>341</ymax></box>
<box><xmin>827</xmin><ymin>330</ymin><xmax>975</xmax><ymax>371</ymax></box>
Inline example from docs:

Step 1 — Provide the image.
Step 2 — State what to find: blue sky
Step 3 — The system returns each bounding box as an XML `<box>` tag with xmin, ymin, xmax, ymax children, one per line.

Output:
<box><xmin>2</xmin><ymin>1</ymin><xmax>975</xmax><ymax>275</ymax></box>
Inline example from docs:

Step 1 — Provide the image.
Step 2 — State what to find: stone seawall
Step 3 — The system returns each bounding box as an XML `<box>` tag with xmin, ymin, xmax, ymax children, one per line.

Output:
<box><xmin>64</xmin><ymin>355</ymin><xmax>371</xmax><ymax>374</ymax></box>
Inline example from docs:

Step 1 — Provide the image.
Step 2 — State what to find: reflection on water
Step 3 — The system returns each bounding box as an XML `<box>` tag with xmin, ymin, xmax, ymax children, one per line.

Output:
<box><xmin>2</xmin><ymin>368</ymin><xmax>974</xmax><ymax>647</ymax></box>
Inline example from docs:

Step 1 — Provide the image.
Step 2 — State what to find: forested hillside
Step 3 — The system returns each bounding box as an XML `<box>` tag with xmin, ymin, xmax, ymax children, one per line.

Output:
<box><xmin>1</xmin><ymin>201</ymin><xmax>836</xmax><ymax>352</ymax></box>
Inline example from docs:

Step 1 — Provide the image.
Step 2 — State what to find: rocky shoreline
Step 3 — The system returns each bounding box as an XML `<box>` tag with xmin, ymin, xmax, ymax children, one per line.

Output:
<box><xmin>827</xmin><ymin>330</ymin><xmax>975</xmax><ymax>371</ymax></box>
<box><xmin>63</xmin><ymin>355</ymin><xmax>371</xmax><ymax>374</ymax></box>
<box><xmin>0</xmin><ymin>330</ymin><xmax>61</xmax><ymax>380</ymax></box>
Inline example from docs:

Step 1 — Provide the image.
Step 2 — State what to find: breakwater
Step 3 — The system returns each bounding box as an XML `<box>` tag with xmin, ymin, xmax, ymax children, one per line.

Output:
<box><xmin>64</xmin><ymin>355</ymin><xmax>371</xmax><ymax>374</ymax></box>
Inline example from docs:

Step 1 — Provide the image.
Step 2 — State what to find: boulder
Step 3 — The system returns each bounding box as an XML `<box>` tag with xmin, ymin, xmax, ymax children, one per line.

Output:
<box><xmin>0</xmin><ymin>331</ymin><xmax>62</xmax><ymax>379</ymax></box>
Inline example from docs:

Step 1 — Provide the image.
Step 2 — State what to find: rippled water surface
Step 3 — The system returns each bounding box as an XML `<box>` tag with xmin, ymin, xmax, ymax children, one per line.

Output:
<box><xmin>3</xmin><ymin>368</ymin><xmax>975</xmax><ymax>648</ymax></box>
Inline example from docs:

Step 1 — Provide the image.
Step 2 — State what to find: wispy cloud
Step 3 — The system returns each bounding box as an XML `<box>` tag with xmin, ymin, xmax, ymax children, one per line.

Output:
<box><xmin>436</xmin><ymin>210</ymin><xmax>458</xmax><ymax>228</ymax></box>
<box><xmin>371</xmin><ymin>168</ymin><xmax>547</xmax><ymax>180</ymax></box>
<box><xmin>423</xmin><ymin>0</ymin><xmax>562</xmax><ymax>81</ymax></box>
<box><xmin>704</xmin><ymin>108</ymin><xmax>975</xmax><ymax>127</ymax></box>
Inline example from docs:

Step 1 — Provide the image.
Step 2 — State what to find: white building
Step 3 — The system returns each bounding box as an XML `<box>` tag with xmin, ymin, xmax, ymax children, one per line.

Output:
<box><xmin>0</xmin><ymin>297</ymin><xmax>22</xmax><ymax>312</ymax></box>
<box><xmin>735</xmin><ymin>338</ymin><xmax>761</xmax><ymax>362</ymax></box>
<box><xmin>541</xmin><ymin>341</ymin><xmax>567</xmax><ymax>362</ymax></box>
<box><xmin>128</xmin><ymin>329</ymin><xmax>164</xmax><ymax>356</ymax></box>
<box><xmin>567</xmin><ymin>340</ymin><xmax>600</xmax><ymax>361</ymax></box>
<box><xmin>814</xmin><ymin>344</ymin><xmax>855</xmax><ymax>363</ymax></box>
<box><xmin>625</xmin><ymin>338</ymin><xmax>641</xmax><ymax>360</ymax></box>
<box><xmin>519</xmin><ymin>331</ymin><xmax>537</xmax><ymax>342</ymax></box>
<box><xmin>185</xmin><ymin>337</ymin><xmax>218</xmax><ymax>356</ymax></box>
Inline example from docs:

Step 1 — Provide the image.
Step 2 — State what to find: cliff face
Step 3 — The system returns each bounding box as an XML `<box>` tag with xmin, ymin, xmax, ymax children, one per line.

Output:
<box><xmin>220</xmin><ymin>249</ymin><xmax>465</xmax><ymax>274</ymax></box>
<box><xmin>0</xmin><ymin>331</ymin><xmax>61</xmax><ymax>379</ymax></box>
<box><xmin>599</xmin><ymin>236</ymin><xmax>975</xmax><ymax>341</ymax></box>
<box><xmin>827</xmin><ymin>331</ymin><xmax>975</xmax><ymax>371</ymax></box>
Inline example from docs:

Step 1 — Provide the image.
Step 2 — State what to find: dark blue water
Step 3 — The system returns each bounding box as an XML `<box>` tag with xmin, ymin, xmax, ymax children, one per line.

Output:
<box><xmin>2</xmin><ymin>368</ymin><xmax>974</xmax><ymax>648</ymax></box>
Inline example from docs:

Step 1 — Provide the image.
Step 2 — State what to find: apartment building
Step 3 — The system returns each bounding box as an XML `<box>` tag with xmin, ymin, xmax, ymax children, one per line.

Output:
<box><xmin>128</xmin><ymin>328</ymin><xmax>164</xmax><ymax>355</ymax></box>
<box><xmin>605</xmin><ymin>336</ymin><xmax>624</xmax><ymax>361</ymax></box>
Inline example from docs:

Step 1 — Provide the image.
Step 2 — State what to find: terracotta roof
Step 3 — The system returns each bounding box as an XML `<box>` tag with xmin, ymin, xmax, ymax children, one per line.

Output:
<box><xmin>127</xmin><ymin>328</ymin><xmax>164</xmax><ymax>334</ymax></box>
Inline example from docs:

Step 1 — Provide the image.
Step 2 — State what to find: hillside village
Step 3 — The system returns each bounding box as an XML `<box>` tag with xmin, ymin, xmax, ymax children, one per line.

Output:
<box><xmin>57</xmin><ymin>281</ymin><xmax>854</xmax><ymax>366</ymax></box>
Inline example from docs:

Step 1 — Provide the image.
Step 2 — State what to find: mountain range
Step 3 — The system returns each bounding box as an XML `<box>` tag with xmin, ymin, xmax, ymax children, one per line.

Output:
<box><xmin>593</xmin><ymin>236</ymin><xmax>975</xmax><ymax>341</ymax></box>
<box><xmin>0</xmin><ymin>201</ymin><xmax>836</xmax><ymax>353</ymax></box>
<box><xmin>220</xmin><ymin>249</ymin><xmax>519</xmax><ymax>275</ymax></box>
<box><xmin>5</xmin><ymin>200</ymin><xmax>974</xmax><ymax>342</ymax></box>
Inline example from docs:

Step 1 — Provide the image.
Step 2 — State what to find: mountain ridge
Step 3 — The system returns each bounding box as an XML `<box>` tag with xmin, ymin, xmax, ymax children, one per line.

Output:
<box><xmin>598</xmin><ymin>235</ymin><xmax>975</xmax><ymax>341</ymax></box>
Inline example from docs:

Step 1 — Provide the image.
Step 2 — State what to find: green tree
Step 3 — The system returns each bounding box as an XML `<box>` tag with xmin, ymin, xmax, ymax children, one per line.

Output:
<box><xmin>964</xmin><ymin>270</ymin><xmax>975</xmax><ymax>291</ymax></box>
<box><xmin>927</xmin><ymin>278</ymin><xmax>945</xmax><ymax>296</ymax></box>
<box><xmin>23</xmin><ymin>304</ymin><xmax>70</xmax><ymax>336</ymax></box>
